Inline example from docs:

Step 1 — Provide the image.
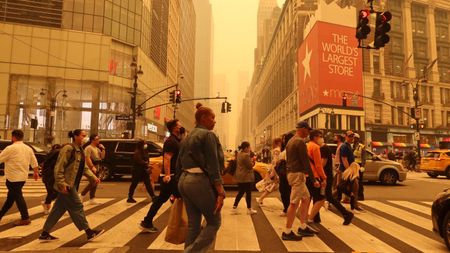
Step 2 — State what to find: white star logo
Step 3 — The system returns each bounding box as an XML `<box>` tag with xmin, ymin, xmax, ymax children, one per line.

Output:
<box><xmin>302</xmin><ymin>44</ymin><xmax>312</xmax><ymax>81</ymax></box>
<box><xmin>323</xmin><ymin>90</ymin><xmax>329</xmax><ymax>96</ymax></box>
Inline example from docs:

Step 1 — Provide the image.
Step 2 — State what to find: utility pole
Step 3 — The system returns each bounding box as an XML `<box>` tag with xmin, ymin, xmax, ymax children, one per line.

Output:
<box><xmin>413</xmin><ymin>83</ymin><xmax>421</xmax><ymax>161</ymax></box>
<box><xmin>130</xmin><ymin>58</ymin><xmax>143</xmax><ymax>139</ymax></box>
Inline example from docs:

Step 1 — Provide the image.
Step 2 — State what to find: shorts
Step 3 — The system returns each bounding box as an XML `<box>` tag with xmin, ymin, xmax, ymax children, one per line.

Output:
<box><xmin>287</xmin><ymin>172</ymin><xmax>310</xmax><ymax>205</ymax></box>
<box><xmin>306</xmin><ymin>179</ymin><xmax>325</xmax><ymax>202</ymax></box>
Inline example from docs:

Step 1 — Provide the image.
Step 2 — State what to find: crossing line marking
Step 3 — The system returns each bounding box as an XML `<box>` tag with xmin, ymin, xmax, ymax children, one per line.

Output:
<box><xmin>12</xmin><ymin>198</ymin><xmax>145</xmax><ymax>251</ymax></box>
<box><xmin>83</xmin><ymin>201</ymin><xmax>170</xmax><ymax>249</ymax></box>
<box><xmin>0</xmin><ymin>198</ymin><xmax>113</xmax><ymax>239</ymax></box>
<box><xmin>388</xmin><ymin>201</ymin><xmax>431</xmax><ymax>216</ymax></box>
<box><xmin>261</xmin><ymin>198</ymin><xmax>333</xmax><ymax>252</ymax></box>
<box><xmin>214</xmin><ymin>198</ymin><xmax>260</xmax><ymax>251</ymax></box>
<box><xmin>0</xmin><ymin>204</ymin><xmax>44</xmax><ymax>224</ymax></box>
<box><xmin>421</xmin><ymin>201</ymin><xmax>432</xmax><ymax>206</ymax></box>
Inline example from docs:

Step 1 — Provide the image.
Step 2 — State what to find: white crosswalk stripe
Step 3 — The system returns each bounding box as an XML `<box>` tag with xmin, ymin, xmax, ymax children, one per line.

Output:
<box><xmin>0</xmin><ymin>178</ymin><xmax>47</xmax><ymax>197</ymax></box>
<box><xmin>0</xmin><ymin>197</ymin><xmax>447</xmax><ymax>252</ymax></box>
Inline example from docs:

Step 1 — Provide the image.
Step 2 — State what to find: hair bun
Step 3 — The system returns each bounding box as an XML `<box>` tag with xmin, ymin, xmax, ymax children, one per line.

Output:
<box><xmin>196</xmin><ymin>103</ymin><xmax>203</xmax><ymax>109</ymax></box>
<box><xmin>68</xmin><ymin>131</ymin><xmax>74</xmax><ymax>138</ymax></box>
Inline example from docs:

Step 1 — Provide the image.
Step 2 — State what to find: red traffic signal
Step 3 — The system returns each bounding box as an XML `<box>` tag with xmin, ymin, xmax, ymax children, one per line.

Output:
<box><xmin>342</xmin><ymin>94</ymin><xmax>348</xmax><ymax>107</ymax></box>
<box><xmin>175</xmin><ymin>89</ymin><xmax>182</xmax><ymax>103</ymax></box>
<box><xmin>374</xmin><ymin>11</ymin><xmax>392</xmax><ymax>48</ymax></box>
<box><xmin>356</xmin><ymin>9</ymin><xmax>371</xmax><ymax>40</ymax></box>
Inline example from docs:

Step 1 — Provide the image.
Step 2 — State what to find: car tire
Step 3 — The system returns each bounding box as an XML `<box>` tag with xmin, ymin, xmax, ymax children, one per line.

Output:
<box><xmin>427</xmin><ymin>172</ymin><xmax>439</xmax><ymax>178</ymax></box>
<box><xmin>446</xmin><ymin>167</ymin><xmax>450</xmax><ymax>179</ymax></box>
<box><xmin>253</xmin><ymin>171</ymin><xmax>262</xmax><ymax>191</ymax></box>
<box><xmin>97</xmin><ymin>164</ymin><xmax>113</xmax><ymax>181</ymax></box>
<box><xmin>380</xmin><ymin>169</ymin><xmax>398</xmax><ymax>185</ymax></box>
<box><xmin>444</xmin><ymin>211</ymin><xmax>450</xmax><ymax>250</ymax></box>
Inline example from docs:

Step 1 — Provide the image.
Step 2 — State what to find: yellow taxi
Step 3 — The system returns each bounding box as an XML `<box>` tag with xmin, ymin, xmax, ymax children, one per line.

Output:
<box><xmin>420</xmin><ymin>149</ymin><xmax>450</xmax><ymax>179</ymax></box>
<box><xmin>149</xmin><ymin>156</ymin><xmax>270</xmax><ymax>185</ymax></box>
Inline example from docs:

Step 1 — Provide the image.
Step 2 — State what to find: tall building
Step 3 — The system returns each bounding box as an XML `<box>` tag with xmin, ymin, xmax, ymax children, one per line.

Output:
<box><xmin>255</xmin><ymin>0</ymin><xmax>280</xmax><ymax>66</ymax></box>
<box><xmin>0</xmin><ymin>0</ymin><xmax>191</xmax><ymax>144</ymax></box>
<box><xmin>193</xmin><ymin>0</ymin><xmax>214</xmax><ymax>99</ymax></box>
<box><xmin>177</xmin><ymin>0</ymin><xmax>196</xmax><ymax>129</ymax></box>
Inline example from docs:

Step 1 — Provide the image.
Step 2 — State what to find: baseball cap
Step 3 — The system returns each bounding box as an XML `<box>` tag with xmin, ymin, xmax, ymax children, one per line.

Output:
<box><xmin>296</xmin><ymin>121</ymin><xmax>313</xmax><ymax>130</ymax></box>
<box><xmin>354</xmin><ymin>133</ymin><xmax>360</xmax><ymax>138</ymax></box>
<box><xmin>346</xmin><ymin>130</ymin><xmax>355</xmax><ymax>137</ymax></box>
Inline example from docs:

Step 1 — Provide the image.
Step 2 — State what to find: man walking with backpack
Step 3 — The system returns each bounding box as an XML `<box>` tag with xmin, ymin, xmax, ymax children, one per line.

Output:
<box><xmin>39</xmin><ymin>129</ymin><xmax>104</xmax><ymax>241</ymax></box>
<box><xmin>80</xmin><ymin>134</ymin><xmax>105</xmax><ymax>205</ymax></box>
<box><xmin>0</xmin><ymin>129</ymin><xmax>40</xmax><ymax>226</ymax></box>
<box><xmin>140</xmin><ymin>119</ymin><xmax>182</xmax><ymax>232</ymax></box>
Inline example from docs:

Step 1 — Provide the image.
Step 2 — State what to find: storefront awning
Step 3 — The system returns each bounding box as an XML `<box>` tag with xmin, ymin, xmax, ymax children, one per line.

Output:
<box><xmin>420</xmin><ymin>143</ymin><xmax>432</xmax><ymax>149</ymax></box>
<box><xmin>393</xmin><ymin>143</ymin><xmax>414</xmax><ymax>148</ymax></box>
<box><xmin>371</xmin><ymin>142</ymin><xmax>389</xmax><ymax>147</ymax></box>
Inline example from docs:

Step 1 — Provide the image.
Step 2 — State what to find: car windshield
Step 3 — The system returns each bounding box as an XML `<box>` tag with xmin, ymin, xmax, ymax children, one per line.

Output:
<box><xmin>425</xmin><ymin>152</ymin><xmax>440</xmax><ymax>158</ymax></box>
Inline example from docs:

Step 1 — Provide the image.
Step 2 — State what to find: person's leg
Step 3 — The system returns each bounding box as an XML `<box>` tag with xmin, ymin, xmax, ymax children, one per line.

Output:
<box><xmin>233</xmin><ymin>183</ymin><xmax>245</xmax><ymax>207</ymax></box>
<box><xmin>244</xmin><ymin>183</ymin><xmax>252</xmax><ymax>209</ymax></box>
<box><xmin>128</xmin><ymin>169</ymin><xmax>140</xmax><ymax>199</ymax></box>
<box><xmin>65</xmin><ymin>188</ymin><xmax>90</xmax><ymax>231</ymax></box>
<box><xmin>181</xmin><ymin>174</ymin><xmax>221</xmax><ymax>253</ymax></box>
<box><xmin>80</xmin><ymin>182</ymin><xmax>91</xmax><ymax>197</ymax></box>
<box><xmin>142</xmin><ymin>171</ymin><xmax>155</xmax><ymax>198</ymax></box>
<box><xmin>43</xmin><ymin>194</ymin><xmax>69</xmax><ymax>232</ymax></box>
<box><xmin>358</xmin><ymin>171</ymin><xmax>364</xmax><ymax>200</ymax></box>
<box><xmin>143</xmin><ymin>179</ymin><xmax>172</xmax><ymax>225</ymax></box>
<box><xmin>280</xmin><ymin>176</ymin><xmax>291</xmax><ymax>213</ymax></box>
<box><xmin>0</xmin><ymin>180</ymin><xmax>18</xmax><ymax>219</ymax></box>
<box><xmin>9</xmin><ymin>181</ymin><xmax>29</xmax><ymax>220</ymax></box>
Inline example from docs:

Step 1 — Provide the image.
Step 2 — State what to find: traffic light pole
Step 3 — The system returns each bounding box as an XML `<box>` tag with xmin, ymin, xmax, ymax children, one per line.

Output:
<box><xmin>138</xmin><ymin>96</ymin><xmax>228</xmax><ymax>113</ymax></box>
<box><xmin>413</xmin><ymin>84</ymin><xmax>421</xmax><ymax>161</ymax></box>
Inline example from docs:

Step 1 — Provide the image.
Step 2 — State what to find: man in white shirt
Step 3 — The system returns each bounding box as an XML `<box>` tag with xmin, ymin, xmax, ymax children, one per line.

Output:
<box><xmin>0</xmin><ymin>129</ymin><xmax>39</xmax><ymax>226</ymax></box>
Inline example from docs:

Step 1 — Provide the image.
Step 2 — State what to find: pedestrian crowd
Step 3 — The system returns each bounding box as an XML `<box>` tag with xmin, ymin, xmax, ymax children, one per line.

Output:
<box><xmin>0</xmin><ymin>103</ymin><xmax>368</xmax><ymax>252</ymax></box>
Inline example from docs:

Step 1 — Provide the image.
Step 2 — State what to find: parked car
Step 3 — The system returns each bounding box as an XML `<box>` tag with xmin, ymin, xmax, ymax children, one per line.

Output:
<box><xmin>420</xmin><ymin>149</ymin><xmax>450</xmax><ymax>179</ymax></box>
<box><xmin>326</xmin><ymin>143</ymin><xmax>407</xmax><ymax>185</ymax></box>
<box><xmin>432</xmin><ymin>188</ymin><xmax>450</xmax><ymax>250</ymax></box>
<box><xmin>0</xmin><ymin>140</ymin><xmax>48</xmax><ymax>174</ymax></box>
<box><xmin>221</xmin><ymin>159</ymin><xmax>269</xmax><ymax>186</ymax></box>
<box><xmin>98</xmin><ymin>139</ymin><xmax>162</xmax><ymax>181</ymax></box>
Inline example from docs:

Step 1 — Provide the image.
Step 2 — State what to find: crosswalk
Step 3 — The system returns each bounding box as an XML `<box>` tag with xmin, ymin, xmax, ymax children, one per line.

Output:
<box><xmin>0</xmin><ymin>179</ymin><xmax>47</xmax><ymax>198</ymax></box>
<box><xmin>0</xmin><ymin>197</ymin><xmax>447</xmax><ymax>253</ymax></box>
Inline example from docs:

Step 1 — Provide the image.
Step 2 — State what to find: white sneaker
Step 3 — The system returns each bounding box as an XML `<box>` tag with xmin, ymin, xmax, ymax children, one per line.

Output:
<box><xmin>323</xmin><ymin>201</ymin><xmax>329</xmax><ymax>212</ymax></box>
<box><xmin>279</xmin><ymin>211</ymin><xmax>287</xmax><ymax>217</ymax></box>
<box><xmin>88</xmin><ymin>199</ymin><xmax>99</xmax><ymax>205</ymax></box>
<box><xmin>41</xmin><ymin>201</ymin><xmax>49</xmax><ymax>215</ymax></box>
<box><xmin>247</xmin><ymin>208</ymin><xmax>257</xmax><ymax>215</ymax></box>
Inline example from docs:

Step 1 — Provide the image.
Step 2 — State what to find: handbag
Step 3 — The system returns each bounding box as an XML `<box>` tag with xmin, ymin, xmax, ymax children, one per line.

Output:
<box><xmin>255</xmin><ymin>179</ymin><xmax>269</xmax><ymax>192</ymax></box>
<box><xmin>164</xmin><ymin>198</ymin><xmax>188</xmax><ymax>244</ymax></box>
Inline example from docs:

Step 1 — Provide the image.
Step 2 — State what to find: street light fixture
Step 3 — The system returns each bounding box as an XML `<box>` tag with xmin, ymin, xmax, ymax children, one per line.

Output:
<box><xmin>130</xmin><ymin>57</ymin><xmax>143</xmax><ymax>139</ymax></box>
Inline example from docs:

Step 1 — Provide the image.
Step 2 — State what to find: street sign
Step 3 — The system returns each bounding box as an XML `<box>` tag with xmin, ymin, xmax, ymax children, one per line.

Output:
<box><xmin>414</xmin><ymin>131</ymin><xmax>420</xmax><ymax>140</ymax></box>
<box><xmin>414</xmin><ymin>108</ymin><xmax>421</xmax><ymax>119</ymax></box>
<box><xmin>116</xmin><ymin>115</ymin><xmax>132</xmax><ymax>120</ymax></box>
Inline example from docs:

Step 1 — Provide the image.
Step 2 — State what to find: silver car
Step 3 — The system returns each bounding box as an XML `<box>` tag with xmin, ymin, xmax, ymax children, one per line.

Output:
<box><xmin>364</xmin><ymin>150</ymin><xmax>408</xmax><ymax>185</ymax></box>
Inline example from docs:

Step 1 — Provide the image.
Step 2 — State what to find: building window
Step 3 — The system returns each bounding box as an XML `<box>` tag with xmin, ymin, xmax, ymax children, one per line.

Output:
<box><xmin>374</xmin><ymin>104</ymin><xmax>382</xmax><ymax>123</ymax></box>
<box><xmin>391</xmin><ymin>107</ymin><xmax>396</xmax><ymax>125</ymax></box>
<box><xmin>391</xmin><ymin>37</ymin><xmax>404</xmax><ymax>54</ymax></box>
<box><xmin>391</xmin><ymin>58</ymin><xmax>403</xmax><ymax>76</ymax></box>
<box><xmin>373</xmin><ymin>79</ymin><xmax>382</xmax><ymax>98</ymax></box>
<box><xmin>412</xmin><ymin>20</ymin><xmax>426</xmax><ymax>36</ymax></box>
<box><xmin>423</xmin><ymin>109</ymin><xmax>429</xmax><ymax>127</ymax></box>
<box><xmin>397</xmin><ymin>106</ymin><xmax>404</xmax><ymax>125</ymax></box>
<box><xmin>373</xmin><ymin>55</ymin><xmax>380</xmax><ymax>74</ymax></box>
<box><xmin>436</xmin><ymin>26</ymin><xmax>449</xmax><ymax>42</ymax></box>
<box><xmin>439</xmin><ymin>66</ymin><xmax>450</xmax><ymax>83</ymax></box>
<box><xmin>447</xmin><ymin>112</ymin><xmax>450</xmax><ymax>126</ymax></box>
<box><xmin>413</xmin><ymin>41</ymin><xmax>428</xmax><ymax>59</ymax></box>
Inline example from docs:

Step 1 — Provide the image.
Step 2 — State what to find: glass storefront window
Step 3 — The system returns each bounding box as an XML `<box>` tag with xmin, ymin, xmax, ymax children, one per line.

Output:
<box><xmin>94</xmin><ymin>0</ymin><xmax>104</xmax><ymax>16</ymax></box>
<box><xmin>84</xmin><ymin>0</ymin><xmax>95</xmax><ymax>15</ymax></box>
<box><xmin>73</xmin><ymin>0</ymin><xmax>84</xmax><ymax>13</ymax></box>
<box><xmin>64</xmin><ymin>0</ymin><xmax>74</xmax><ymax>11</ymax></box>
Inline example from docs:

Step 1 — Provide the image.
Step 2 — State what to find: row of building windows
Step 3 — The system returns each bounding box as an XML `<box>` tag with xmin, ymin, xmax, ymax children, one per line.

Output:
<box><xmin>0</xmin><ymin>0</ymin><xmax>63</xmax><ymax>28</ymax></box>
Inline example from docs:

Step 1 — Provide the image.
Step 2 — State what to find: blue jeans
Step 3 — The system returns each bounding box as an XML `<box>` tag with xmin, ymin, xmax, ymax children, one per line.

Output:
<box><xmin>0</xmin><ymin>180</ymin><xmax>29</xmax><ymax>220</ymax></box>
<box><xmin>178</xmin><ymin>172</ymin><xmax>221</xmax><ymax>253</ymax></box>
<box><xmin>43</xmin><ymin>187</ymin><xmax>89</xmax><ymax>232</ymax></box>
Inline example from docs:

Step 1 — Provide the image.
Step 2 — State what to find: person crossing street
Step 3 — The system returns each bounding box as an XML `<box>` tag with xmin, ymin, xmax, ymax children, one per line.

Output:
<box><xmin>80</xmin><ymin>134</ymin><xmax>105</xmax><ymax>205</ymax></box>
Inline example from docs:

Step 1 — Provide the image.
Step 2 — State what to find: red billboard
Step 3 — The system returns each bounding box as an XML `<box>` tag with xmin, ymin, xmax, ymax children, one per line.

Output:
<box><xmin>298</xmin><ymin>21</ymin><xmax>363</xmax><ymax>113</ymax></box>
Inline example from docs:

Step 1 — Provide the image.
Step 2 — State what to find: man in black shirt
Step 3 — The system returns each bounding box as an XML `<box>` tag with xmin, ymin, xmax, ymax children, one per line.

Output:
<box><xmin>140</xmin><ymin>119</ymin><xmax>182</xmax><ymax>232</ymax></box>
<box><xmin>317</xmin><ymin>144</ymin><xmax>353</xmax><ymax>225</ymax></box>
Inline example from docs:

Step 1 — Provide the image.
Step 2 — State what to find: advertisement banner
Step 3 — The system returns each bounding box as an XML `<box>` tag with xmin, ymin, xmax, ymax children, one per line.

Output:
<box><xmin>298</xmin><ymin>21</ymin><xmax>363</xmax><ymax>113</ymax></box>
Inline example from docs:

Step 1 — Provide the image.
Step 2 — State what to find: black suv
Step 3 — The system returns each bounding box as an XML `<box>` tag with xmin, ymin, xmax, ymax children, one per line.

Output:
<box><xmin>0</xmin><ymin>140</ymin><xmax>48</xmax><ymax>174</ymax></box>
<box><xmin>432</xmin><ymin>188</ymin><xmax>450</xmax><ymax>250</ymax></box>
<box><xmin>98</xmin><ymin>139</ymin><xmax>162</xmax><ymax>181</ymax></box>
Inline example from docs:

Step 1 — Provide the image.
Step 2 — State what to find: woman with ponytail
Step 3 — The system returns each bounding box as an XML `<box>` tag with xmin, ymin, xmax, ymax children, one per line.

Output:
<box><xmin>232</xmin><ymin>141</ymin><xmax>257</xmax><ymax>215</ymax></box>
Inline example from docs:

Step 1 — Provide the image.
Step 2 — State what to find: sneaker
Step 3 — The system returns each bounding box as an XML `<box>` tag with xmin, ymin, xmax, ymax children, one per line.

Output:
<box><xmin>297</xmin><ymin>226</ymin><xmax>316</xmax><ymax>237</ymax></box>
<box><xmin>13</xmin><ymin>219</ymin><xmax>31</xmax><ymax>226</ymax></box>
<box><xmin>343</xmin><ymin>212</ymin><xmax>354</xmax><ymax>225</ymax></box>
<box><xmin>39</xmin><ymin>232</ymin><xmax>58</xmax><ymax>241</ymax></box>
<box><xmin>282</xmin><ymin>231</ymin><xmax>302</xmax><ymax>241</ymax></box>
<box><xmin>323</xmin><ymin>201</ymin><xmax>329</xmax><ymax>211</ymax></box>
<box><xmin>247</xmin><ymin>208</ymin><xmax>257</xmax><ymax>215</ymax></box>
<box><xmin>140</xmin><ymin>221</ymin><xmax>158</xmax><ymax>233</ymax></box>
<box><xmin>353</xmin><ymin>206</ymin><xmax>365</xmax><ymax>213</ymax></box>
<box><xmin>256</xmin><ymin>198</ymin><xmax>263</xmax><ymax>206</ymax></box>
<box><xmin>231</xmin><ymin>206</ymin><xmax>239</xmax><ymax>215</ymax></box>
<box><xmin>279</xmin><ymin>211</ymin><xmax>287</xmax><ymax>217</ymax></box>
<box><xmin>127</xmin><ymin>198</ymin><xmax>137</xmax><ymax>203</ymax></box>
<box><xmin>87</xmin><ymin>229</ymin><xmax>105</xmax><ymax>241</ymax></box>
<box><xmin>89</xmin><ymin>199</ymin><xmax>99</xmax><ymax>205</ymax></box>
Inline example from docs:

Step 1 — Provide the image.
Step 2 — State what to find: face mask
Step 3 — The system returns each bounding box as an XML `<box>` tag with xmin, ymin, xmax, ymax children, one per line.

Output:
<box><xmin>82</xmin><ymin>137</ymin><xmax>89</xmax><ymax>145</ymax></box>
<box><xmin>143</xmin><ymin>144</ymin><xmax>148</xmax><ymax>149</ymax></box>
<box><xmin>317</xmin><ymin>138</ymin><xmax>324</xmax><ymax>146</ymax></box>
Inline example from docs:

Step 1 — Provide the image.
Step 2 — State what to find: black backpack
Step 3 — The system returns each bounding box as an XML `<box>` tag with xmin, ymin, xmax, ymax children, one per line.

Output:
<box><xmin>41</xmin><ymin>144</ymin><xmax>76</xmax><ymax>188</ymax></box>
<box><xmin>225</xmin><ymin>159</ymin><xmax>237</xmax><ymax>175</ymax></box>
<box><xmin>275</xmin><ymin>159</ymin><xmax>287</xmax><ymax>176</ymax></box>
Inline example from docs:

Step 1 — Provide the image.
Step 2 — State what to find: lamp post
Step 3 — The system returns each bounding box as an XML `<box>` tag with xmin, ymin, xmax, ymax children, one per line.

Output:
<box><xmin>41</xmin><ymin>88</ymin><xmax>68</xmax><ymax>145</ymax></box>
<box><xmin>130</xmin><ymin>58</ymin><xmax>143</xmax><ymax>139</ymax></box>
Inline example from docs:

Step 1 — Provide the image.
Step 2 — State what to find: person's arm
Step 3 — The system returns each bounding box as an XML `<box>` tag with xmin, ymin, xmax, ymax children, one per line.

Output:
<box><xmin>340</xmin><ymin>144</ymin><xmax>350</xmax><ymax>169</ymax></box>
<box><xmin>313</xmin><ymin>147</ymin><xmax>326</xmax><ymax>181</ymax></box>
<box><xmin>163</xmin><ymin>152</ymin><xmax>173</xmax><ymax>182</ymax></box>
<box><xmin>0</xmin><ymin>146</ymin><xmax>11</xmax><ymax>164</ymax></box>
<box><xmin>361</xmin><ymin>147</ymin><xmax>366</xmax><ymax>167</ymax></box>
<box><xmin>98</xmin><ymin>144</ymin><xmax>106</xmax><ymax>159</ymax></box>
<box><xmin>54</xmin><ymin>145</ymin><xmax>72</xmax><ymax>193</ymax></box>
<box><xmin>29</xmin><ymin>149</ymin><xmax>40</xmax><ymax>180</ymax></box>
<box><xmin>85</xmin><ymin>148</ymin><xmax>96</xmax><ymax>172</ymax></box>
<box><xmin>300</xmin><ymin>142</ymin><xmax>317</xmax><ymax>185</ymax></box>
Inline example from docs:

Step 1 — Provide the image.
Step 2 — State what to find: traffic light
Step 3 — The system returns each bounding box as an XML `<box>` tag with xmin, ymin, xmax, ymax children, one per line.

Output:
<box><xmin>221</xmin><ymin>102</ymin><xmax>226</xmax><ymax>113</ymax></box>
<box><xmin>356</xmin><ymin>9</ymin><xmax>371</xmax><ymax>40</ymax></box>
<box><xmin>227</xmin><ymin>102</ymin><xmax>232</xmax><ymax>112</ymax></box>
<box><xmin>169</xmin><ymin>90</ymin><xmax>175</xmax><ymax>104</ymax></box>
<box><xmin>374</xmin><ymin>11</ymin><xmax>392</xmax><ymax>48</ymax></box>
<box><xmin>137</xmin><ymin>105</ymin><xmax>143</xmax><ymax>116</ymax></box>
<box><xmin>342</xmin><ymin>94</ymin><xmax>347</xmax><ymax>107</ymax></box>
<box><xmin>175</xmin><ymin>89</ymin><xmax>182</xmax><ymax>103</ymax></box>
